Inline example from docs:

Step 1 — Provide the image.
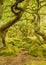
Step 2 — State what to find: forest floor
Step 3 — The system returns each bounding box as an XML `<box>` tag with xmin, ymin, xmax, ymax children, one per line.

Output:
<box><xmin>0</xmin><ymin>51</ymin><xmax>46</xmax><ymax>65</ymax></box>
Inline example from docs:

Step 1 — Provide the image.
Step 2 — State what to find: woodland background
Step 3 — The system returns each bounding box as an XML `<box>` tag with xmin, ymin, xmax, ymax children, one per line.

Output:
<box><xmin>0</xmin><ymin>0</ymin><xmax>46</xmax><ymax>65</ymax></box>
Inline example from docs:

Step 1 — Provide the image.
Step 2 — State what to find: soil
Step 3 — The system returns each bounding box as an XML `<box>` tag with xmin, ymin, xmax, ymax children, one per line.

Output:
<box><xmin>0</xmin><ymin>51</ymin><xmax>46</xmax><ymax>65</ymax></box>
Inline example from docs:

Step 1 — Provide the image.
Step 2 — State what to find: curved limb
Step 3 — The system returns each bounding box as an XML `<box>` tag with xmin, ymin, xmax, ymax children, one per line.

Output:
<box><xmin>11</xmin><ymin>0</ymin><xmax>24</xmax><ymax>15</ymax></box>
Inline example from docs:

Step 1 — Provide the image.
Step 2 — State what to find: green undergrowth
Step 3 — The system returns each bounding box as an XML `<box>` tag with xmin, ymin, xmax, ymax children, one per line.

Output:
<box><xmin>23</xmin><ymin>61</ymin><xmax>46</xmax><ymax>65</ymax></box>
<box><xmin>0</xmin><ymin>38</ymin><xmax>46</xmax><ymax>58</ymax></box>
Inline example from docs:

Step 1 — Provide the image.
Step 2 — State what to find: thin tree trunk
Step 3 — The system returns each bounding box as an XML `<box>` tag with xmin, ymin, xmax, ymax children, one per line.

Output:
<box><xmin>0</xmin><ymin>30</ymin><xmax>8</xmax><ymax>47</ymax></box>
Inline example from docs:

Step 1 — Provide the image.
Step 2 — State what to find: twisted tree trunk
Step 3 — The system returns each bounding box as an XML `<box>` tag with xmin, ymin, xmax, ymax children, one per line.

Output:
<box><xmin>0</xmin><ymin>0</ymin><xmax>29</xmax><ymax>47</ymax></box>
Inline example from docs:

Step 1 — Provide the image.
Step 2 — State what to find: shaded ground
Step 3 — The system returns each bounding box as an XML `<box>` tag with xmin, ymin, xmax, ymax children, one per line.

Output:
<box><xmin>0</xmin><ymin>51</ymin><xmax>46</xmax><ymax>65</ymax></box>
